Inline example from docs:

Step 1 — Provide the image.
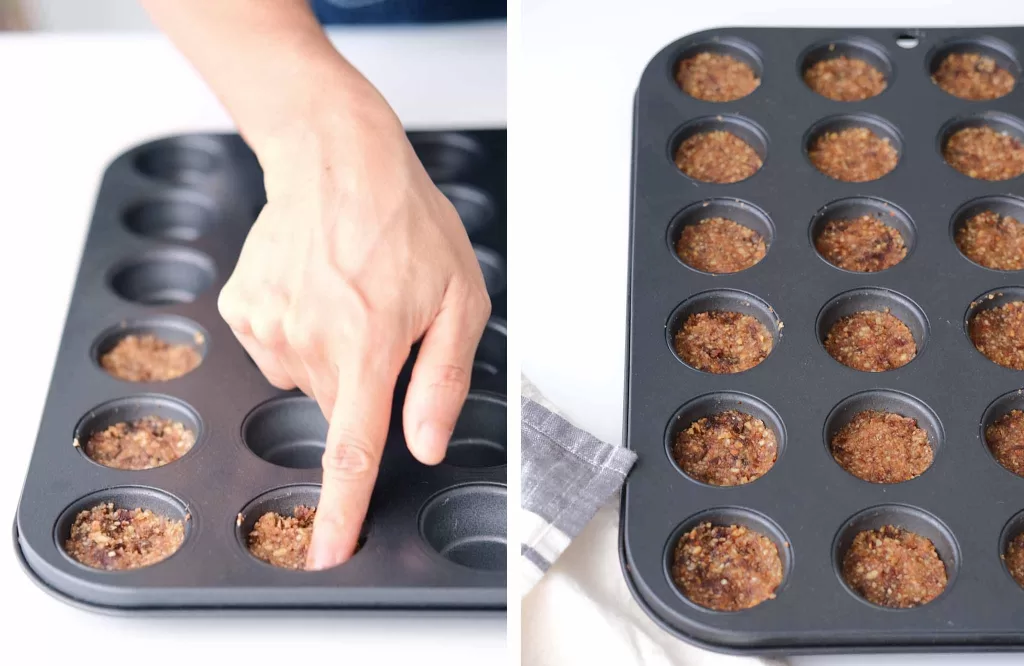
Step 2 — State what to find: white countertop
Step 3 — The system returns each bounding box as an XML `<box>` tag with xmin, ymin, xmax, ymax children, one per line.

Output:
<box><xmin>0</xmin><ymin>23</ymin><xmax>505</xmax><ymax>663</ymax></box>
<box><xmin>522</xmin><ymin>1</ymin><xmax>1024</xmax><ymax>664</ymax></box>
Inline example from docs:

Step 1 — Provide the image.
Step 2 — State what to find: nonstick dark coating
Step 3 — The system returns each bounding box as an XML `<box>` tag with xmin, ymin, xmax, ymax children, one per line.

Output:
<box><xmin>623</xmin><ymin>27</ymin><xmax>1024</xmax><ymax>653</ymax></box>
<box><xmin>15</xmin><ymin>129</ymin><xmax>506</xmax><ymax>611</ymax></box>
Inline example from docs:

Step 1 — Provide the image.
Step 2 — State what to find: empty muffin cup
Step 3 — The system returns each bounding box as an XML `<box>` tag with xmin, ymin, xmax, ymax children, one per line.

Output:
<box><xmin>472</xmin><ymin>318</ymin><xmax>506</xmax><ymax>395</ymax></box>
<box><xmin>242</xmin><ymin>395</ymin><xmax>326</xmax><ymax>470</ymax></box>
<box><xmin>109</xmin><ymin>249</ymin><xmax>216</xmax><ymax>305</ymax></box>
<box><xmin>132</xmin><ymin>136</ymin><xmax>223</xmax><ymax>186</ymax></box>
<box><xmin>419</xmin><ymin>483</ymin><xmax>506</xmax><ymax>571</ymax></box>
<box><xmin>444</xmin><ymin>392</ymin><xmax>506</xmax><ymax>468</ymax></box>
<box><xmin>410</xmin><ymin>132</ymin><xmax>485</xmax><ymax>182</ymax></box>
<box><xmin>123</xmin><ymin>194</ymin><xmax>217</xmax><ymax>242</ymax></box>
<box><xmin>439</xmin><ymin>183</ymin><xmax>496</xmax><ymax>238</ymax></box>
<box><xmin>474</xmin><ymin>245</ymin><xmax>506</xmax><ymax>297</ymax></box>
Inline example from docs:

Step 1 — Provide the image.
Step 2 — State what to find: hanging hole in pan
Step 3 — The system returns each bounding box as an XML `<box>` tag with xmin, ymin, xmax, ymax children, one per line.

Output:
<box><xmin>444</xmin><ymin>392</ymin><xmax>506</xmax><ymax>468</ymax></box>
<box><xmin>895</xmin><ymin>32</ymin><xmax>921</xmax><ymax>49</ymax></box>
<box><xmin>109</xmin><ymin>249</ymin><xmax>216</xmax><ymax>305</ymax></box>
<box><xmin>242</xmin><ymin>395</ymin><xmax>326</xmax><ymax>470</ymax></box>
<box><xmin>419</xmin><ymin>483</ymin><xmax>506</xmax><ymax>571</ymax></box>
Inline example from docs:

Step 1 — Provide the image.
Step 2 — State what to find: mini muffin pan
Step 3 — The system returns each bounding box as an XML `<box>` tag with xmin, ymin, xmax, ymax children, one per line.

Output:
<box><xmin>622</xmin><ymin>27</ymin><xmax>1024</xmax><ymax>652</ymax></box>
<box><xmin>14</xmin><ymin>129</ymin><xmax>507</xmax><ymax>612</ymax></box>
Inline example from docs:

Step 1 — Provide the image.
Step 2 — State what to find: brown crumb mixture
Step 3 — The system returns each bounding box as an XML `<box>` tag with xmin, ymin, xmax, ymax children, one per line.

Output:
<box><xmin>815</xmin><ymin>215</ymin><xmax>907</xmax><ymax>272</ymax></box>
<box><xmin>804</xmin><ymin>55</ymin><xmax>887</xmax><ymax>101</ymax></box>
<box><xmin>676</xmin><ymin>52</ymin><xmax>760</xmax><ymax>102</ymax></box>
<box><xmin>932</xmin><ymin>52</ymin><xmax>1015</xmax><ymax>100</ymax></box>
<box><xmin>943</xmin><ymin>126</ymin><xmax>1024</xmax><ymax>181</ymax></box>
<box><xmin>956</xmin><ymin>210</ymin><xmax>1024</xmax><ymax>270</ymax></box>
<box><xmin>100</xmin><ymin>334</ymin><xmax>201</xmax><ymax>382</ymax></box>
<box><xmin>673</xmin><ymin>410</ymin><xmax>778</xmax><ymax>486</ymax></box>
<box><xmin>83</xmin><ymin>416</ymin><xmax>195</xmax><ymax>470</ymax></box>
<box><xmin>830</xmin><ymin>411</ymin><xmax>933</xmax><ymax>483</ymax></box>
<box><xmin>969</xmin><ymin>301</ymin><xmax>1024</xmax><ymax>369</ymax></box>
<box><xmin>675</xmin><ymin>131</ymin><xmax>763</xmax><ymax>184</ymax></box>
<box><xmin>824</xmin><ymin>310</ymin><xmax>916</xmax><ymax>372</ymax></box>
<box><xmin>984</xmin><ymin>409</ymin><xmax>1024</xmax><ymax>477</ymax></box>
<box><xmin>671</xmin><ymin>522</ymin><xmax>783</xmax><ymax>611</ymax></box>
<box><xmin>1004</xmin><ymin>532</ymin><xmax>1024</xmax><ymax>588</ymax></box>
<box><xmin>842</xmin><ymin>525</ymin><xmax>947</xmax><ymax>608</ymax></box>
<box><xmin>64</xmin><ymin>503</ymin><xmax>184</xmax><ymax>570</ymax></box>
<box><xmin>677</xmin><ymin>217</ymin><xmax>767</xmax><ymax>273</ymax></box>
<box><xmin>247</xmin><ymin>506</ymin><xmax>317</xmax><ymax>570</ymax></box>
<box><xmin>675</xmin><ymin>311</ymin><xmax>773</xmax><ymax>374</ymax></box>
<box><xmin>808</xmin><ymin>127</ymin><xmax>898</xmax><ymax>182</ymax></box>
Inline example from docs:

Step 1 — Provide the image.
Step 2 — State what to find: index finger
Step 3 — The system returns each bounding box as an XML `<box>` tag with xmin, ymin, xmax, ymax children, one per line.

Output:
<box><xmin>306</xmin><ymin>341</ymin><xmax>400</xmax><ymax>570</ymax></box>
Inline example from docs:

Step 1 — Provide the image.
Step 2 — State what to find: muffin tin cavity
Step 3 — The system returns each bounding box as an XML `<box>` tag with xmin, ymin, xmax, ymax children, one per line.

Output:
<box><xmin>444</xmin><ymin>392</ymin><xmax>507</xmax><ymax>468</ymax></box>
<box><xmin>133</xmin><ymin>137</ymin><xmax>223</xmax><ymax>186</ymax></box>
<box><xmin>980</xmin><ymin>389</ymin><xmax>1024</xmax><ymax>478</ymax></box>
<box><xmin>799</xmin><ymin>37</ymin><xmax>893</xmax><ymax>101</ymax></box>
<box><xmin>666</xmin><ymin>289</ymin><xmax>781</xmax><ymax>372</ymax></box>
<box><xmin>109</xmin><ymin>249</ymin><xmax>216</xmax><ymax>305</ymax></box>
<box><xmin>411</xmin><ymin>133</ymin><xmax>486</xmax><ymax>182</ymax></box>
<box><xmin>74</xmin><ymin>395</ymin><xmax>202</xmax><ymax>469</ymax></box>
<box><xmin>123</xmin><ymin>194</ymin><xmax>217</xmax><ymax>242</ymax></box>
<box><xmin>928</xmin><ymin>36</ymin><xmax>1020</xmax><ymax>100</ymax></box>
<box><xmin>93</xmin><ymin>316</ymin><xmax>208</xmax><ymax>378</ymax></box>
<box><xmin>472</xmin><ymin>318</ymin><xmax>507</xmax><ymax>395</ymax></box>
<box><xmin>419</xmin><ymin>483</ymin><xmax>507</xmax><ymax>571</ymax></box>
<box><xmin>999</xmin><ymin>509</ymin><xmax>1024</xmax><ymax>588</ymax></box>
<box><xmin>810</xmin><ymin>196</ymin><xmax>915</xmax><ymax>273</ymax></box>
<box><xmin>951</xmin><ymin>195</ymin><xmax>1024</xmax><ymax>270</ymax></box>
<box><xmin>672</xmin><ymin>36</ymin><xmax>764</xmax><ymax>99</ymax></box>
<box><xmin>439</xmin><ymin>183</ymin><xmax>496</xmax><ymax>238</ymax></box>
<box><xmin>804</xmin><ymin>113</ymin><xmax>902</xmax><ymax>181</ymax></box>
<box><xmin>474</xmin><ymin>245</ymin><xmax>506</xmax><ymax>297</ymax></box>
<box><xmin>670</xmin><ymin>115</ymin><xmax>769</xmax><ymax>183</ymax></box>
<box><xmin>242</xmin><ymin>395</ymin><xmax>326</xmax><ymax>470</ymax></box>
<box><xmin>940</xmin><ymin>112</ymin><xmax>1024</xmax><ymax>181</ymax></box>
<box><xmin>667</xmin><ymin>198</ymin><xmax>774</xmax><ymax>274</ymax></box>
<box><xmin>816</xmin><ymin>287</ymin><xmax>928</xmax><ymax>369</ymax></box>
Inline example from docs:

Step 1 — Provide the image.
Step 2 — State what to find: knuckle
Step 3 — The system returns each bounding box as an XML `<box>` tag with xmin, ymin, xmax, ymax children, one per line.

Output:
<box><xmin>250</xmin><ymin>314</ymin><xmax>285</xmax><ymax>350</ymax></box>
<box><xmin>322</xmin><ymin>434</ymin><xmax>379</xmax><ymax>480</ymax></box>
<box><xmin>430</xmin><ymin>363</ymin><xmax>470</xmax><ymax>395</ymax></box>
<box><xmin>282</xmin><ymin>309</ymin><xmax>318</xmax><ymax>354</ymax></box>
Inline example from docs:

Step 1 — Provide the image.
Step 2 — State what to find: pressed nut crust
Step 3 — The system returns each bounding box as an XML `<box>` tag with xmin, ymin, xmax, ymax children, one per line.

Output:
<box><xmin>676</xmin><ymin>52</ymin><xmax>760</xmax><ymax>102</ymax></box>
<box><xmin>675</xmin><ymin>131</ymin><xmax>763</xmax><ymax>184</ymax></box>
<box><xmin>969</xmin><ymin>301</ymin><xmax>1024</xmax><ymax>369</ymax></box>
<box><xmin>830</xmin><ymin>410</ymin><xmax>933</xmax><ymax>483</ymax></box>
<box><xmin>84</xmin><ymin>416</ymin><xmax>195</xmax><ymax>470</ymax></box>
<box><xmin>984</xmin><ymin>409</ymin><xmax>1024</xmax><ymax>477</ymax></box>
<box><xmin>815</xmin><ymin>214</ymin><xmax>907</xmax><ymax>272</ymax></box>
<box><xmin>842</xmin><ymin>525</ymin><xmax>947</xmax><ymax>608</ymax></box>
<box><xmin>675</xmin><ymin>311</ymin><xmax>773</xmax><ymax>374</ymax></box>
<box><xmin>932</xmin><ymin>52</ymin><xmax>1015</xmax><ymax>100</ymax></box>
<box><xmin>824</xmin><ymin>309</ymin><xmax>917</xmax><ymax>372</ymax></box>
<box><xmin>943</xmin><ymin>126</ymin><xmax>1024</xmax><ymax>181</ymax></box>
<box><xmin>671</xmin><ymin>522</ymin><xmax>783</xmax><ymax>611</ymax></box>
<box><xmin>1004</xmin><ymin>532</ymin><xmax>1024</xmax><ymax>588</ymax></box>
<box><xmin>673</xmin><ymin>410</ymin><xmax>778</xmax><ymax>486</ymax></box>
<box><xmin>676</xmin><ymin>217</ymin><xmax>767</xmax><ymax>273</ymax></box>
<box><xmin>803</xmin><ymin>55</ymin><xmax>887</xmax><ymax>101</ymax></box>
<box><xmin>956</xmin><ymin>210</ymin><xmax>1024</xmax><ymax>270</ymax></box>
<box><xmin>247</xmin><ymin>506</ymin><xmax>317</xmax><ymax>570</ymax></box>
<box><xmin>808</xmin><ymin>127</ymin><xmax>898</xmax><ymax>182</ymax></box>
<box><xmin>100</xmin><ymin>334</ymin><xmax>202</xmax><ymax>382</ymax></box>
<box><xmin>64</xmin><ymin>503</ymin><xmax>185</xmax><ymax>571</ymax></box>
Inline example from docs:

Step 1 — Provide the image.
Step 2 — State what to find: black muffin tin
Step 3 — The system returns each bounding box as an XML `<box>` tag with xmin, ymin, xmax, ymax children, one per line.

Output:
<box><xmin>621</xmin><ymin>27</ymin><xmax>1024</xmax><ymax>653</ymax></box>
<box><xmin>14</xmin><ymin>129</ymin><xmax>507</xmax><ymax>612</ymax></box>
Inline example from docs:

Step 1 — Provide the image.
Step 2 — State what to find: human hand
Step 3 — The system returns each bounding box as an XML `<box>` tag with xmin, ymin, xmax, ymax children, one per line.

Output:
<box><xmin>218</xmin><ymin>93</ymin><xmax>491</xmax><ymax>570</ymax></box>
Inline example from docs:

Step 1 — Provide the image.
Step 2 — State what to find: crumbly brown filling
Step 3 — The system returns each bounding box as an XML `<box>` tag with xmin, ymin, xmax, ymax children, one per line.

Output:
<box><xmin>673</xmin><ymin>410</ymin><xmax>778</xmax><ymax>486</ymax></box>
<box><xmin>969</xmin><ymin>300</ymin><xmax>1024</xmax><ymax>369</ymax></box>
<box><xmin>83</xmin><ymin>416</ymin><xmax>195</xmax><ymax>470</ymax></box>
<box><xmin>824</xmin><ymin>309</ymin><xmax>916</xmax><ymax>372</ymax></box>
<box><xmin>842</xmin><ymin>525</ymin><xmax>947</xmax><ymax>608</ymax></box>
<box><xmin>675</xmin><ymin>131</ymin><xmax>763</xmax><ymax>184</ymax></box>
<box><xmin>932</xmin><ymin>52</ymin><xmax>1015</xmax><ymax>100</ymax></box>
<box><xmin>943</xmin><ymin>126</ymin><xmax>1024</xmax><ymax>181</ymax></box>
<box><xmin>675</xmin><ymin>311</ymin><xmax>773</xmax><ymax>374</ymax></box>
<box><xmin>64</xmin><ymin>503</ymin><xmax>185</xmax><ymax>571</ymax></box>
<box><xmin>1004</xmin><ymin>532</ymin><xmax>1024</xmax><ymax>588</ymax></box>
<box><xmin>984</xmin><ymin>409</ymin><xmax>1024</xmax><ymax>477</ymax></box>
<box><xmin>956</xmin><ymin>210</ymin><xmax>1024</xmax><ymax>270</ymax></box>
<box><xmin>247</xmin><ymin>506</ymin><xmax>316</xmax><ymax>570</ymax></box>
<box><xmin>830</xmin><ymin>410</ymin><xmax>933</xmax><ymax>483</ymax></box>
<box><xmin>676</xmin><ymin>52</ymin><xmax>760</xmax><ymax>102</ymax></box>
<box><xmin>808</xmin><ymin>127</ymin><xmax>898</xmax><ymax>182</ymax></box>
<box><xmin>676</xmin><ymin>217</ymin><xmax>767</xmax><ymax>273</ymax></box>
<box><xmin>671</xmin><ymin>522</ymin><xmax>783</xmax><ymax>612</ymax></box>
<box><xmin>803</xmin><ymin>55</ymin><xmax>887</xmax><ymax>101</ymax></box>
<box><xmin>100</xmin><ymin>334</ymin><xmax>202</xmax><ymax>382</ymax></box>
<box><xmin>815</xmin><ymin>214</ymin><xmax>907</xmax><ymax>272</ymax></box>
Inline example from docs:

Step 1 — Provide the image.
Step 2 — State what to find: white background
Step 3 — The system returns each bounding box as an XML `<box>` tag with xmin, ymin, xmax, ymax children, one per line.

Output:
<box><xmin>0</xmin><ymin>23</ymin><xmax>506</xmax><ymax>664</ymax></box>
<box><xmin>521</xmin><ymin>0</ymin><xmax>1024</xmax><ymax>664</ymax></box>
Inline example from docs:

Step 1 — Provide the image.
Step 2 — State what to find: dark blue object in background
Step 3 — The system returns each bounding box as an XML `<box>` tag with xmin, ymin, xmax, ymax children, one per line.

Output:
<box><xmin>311</xmin><ymin>0</ymin><xmax>506</xmax><ymax>24</ymax></box>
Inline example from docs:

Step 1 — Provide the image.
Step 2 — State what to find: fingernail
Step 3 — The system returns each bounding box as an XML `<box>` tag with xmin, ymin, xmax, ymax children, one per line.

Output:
<box><xmin>416</xmin><ymin>421</ymin><xmax>451</xmax><ymax>465</ymax></box>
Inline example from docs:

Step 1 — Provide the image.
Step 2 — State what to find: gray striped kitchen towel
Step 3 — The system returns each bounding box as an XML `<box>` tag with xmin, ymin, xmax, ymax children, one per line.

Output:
<box><xmin>521</xmin><ymin>375</ymin><xmax>637</xmax><ymax>594</ymax></box>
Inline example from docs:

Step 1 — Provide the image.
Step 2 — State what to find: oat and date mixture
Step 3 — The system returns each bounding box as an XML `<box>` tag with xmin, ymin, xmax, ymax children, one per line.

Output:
<box><xmin>932</xmin><ymin>52</ymin><xmax>1015</xmax><ymax>100</ymax></box>
<box><xmin>943</xmin><ymin>126</ymin><xmax>1024</xmax><ymax>181</ymax></box>
<box><xmin>64</xmin><ymin>503</ymin><xmax>185</xmax><ymax>571</ymax></box>
<box><xmin>842</xmin><ymin>525</ymin><xmax>947</xmax><ymax>608</ymax></box>
<box><xmin>1003</xmin><ymin>532</ymin><xmax>1024</xmax><ymax>589</ymax></box>
<box><xmin>676</xmin><ymin>52</ymin><xmax>760</xmax><ymax>102</ymax></box>
<box><xmin>675</xmin><ymin>311</ymin><xmax>773</xmax><ymax>374</ymax></box>
<box><xmin>815</xmin><ymin>214</ymin><xmax>907</xmax><ymax>272</ymax></box>
<box><xmin>984</xmin><ymin>409</ymin><xmax>1024</xmax><ymax>477</ymax></box>
<box><xmin>803</xmin><ymin>55</ymin><xmax>887</xmax><ymax>101</ymax></box>
<box><xmin>830</xmin><ymin>410</ymin><xmax>933</xmax><ymax>484</ymax></box>
<box><xmin>671</xmin><ymin>522</ymin><xmax>783</xmax><ymax>612</ymax></box>
<box><xmin>673</xmin><ymin>410</ymin><xmax>778</xmax><ymax>486</ymax></box>
<box><xmin>82</xmin><ymin>416</ymin><xmax>195</xmax><ymax>470</ymax></box>
<box><xmin>808</xmin><ymin>127</ymin><xmax>898</xmax><ymax>182</ymax></box>
<box><xmin>824</xmin><ymin>309</ymin><xmax>916</xmax><ymax>372</ymax></box>
<box><xmin>969</xmin><ymin>300</ymin><xmax>1024</xmax><ymax>369</ymax></box>
<box><xmin>676</xmin><ymin>217</ymin><xmax>767</xmax><ymax>273</ymax></box>
<box><xmin>247</xmin><ymin>505</ymin><xmax>317</xmax><ymax>570</ymax></box>
<box><xmin>100</xmin><ymin>333</ymin><xmax>202</xmax><ymax>382</ymax></box>
<box><xmin>956</xmin><ymin>210</ymin><xmax>1024</xmax><ymax>270</ymax></box>
<box><xmin>675</xmin><ymin>130</ymin><xmax>763</xmax><ymax>184</ymax></box>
